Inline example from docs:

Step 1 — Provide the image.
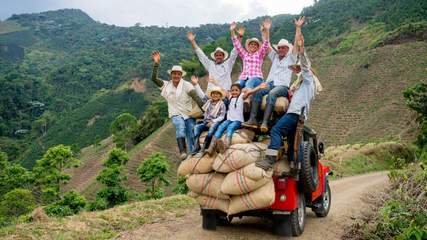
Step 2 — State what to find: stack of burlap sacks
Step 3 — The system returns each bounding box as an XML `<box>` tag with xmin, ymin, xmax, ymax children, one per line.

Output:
<box><xmin>178</xmin><ymin>127</ymin><xmax>290</xmax><ymax>215</ymax></box>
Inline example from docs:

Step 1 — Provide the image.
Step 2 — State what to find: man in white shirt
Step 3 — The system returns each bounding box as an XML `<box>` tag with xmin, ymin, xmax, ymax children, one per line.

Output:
<box><xmin>256</xmin><ymin>16</ymin><xmax>322</xmax><ymax>172</ymax></box>
<box><xmin>187</xmin><ymin>31</ymin><xmax>239</xmax><ymax>91</ymax></box>
<box><xmin>151</xmin><ymin>51</ymin><xmax>204</xmax><ymax>160</ymax></box>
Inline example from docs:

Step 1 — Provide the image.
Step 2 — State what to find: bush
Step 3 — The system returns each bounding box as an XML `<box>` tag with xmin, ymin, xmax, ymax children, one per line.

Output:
<box><xmin>173</xmin><ymin>176</ymin><xmax>188</xmax><ymax>195</ymax></box>
<box><xmin>44</xmin><ymin>191</ymin><xmax>87</xmax><ymax>217</ymax></box>
<box><xmin>87</xmin><ymin>198</ymin><xmax>108</xmax><ymax>211</ymax></box>
<box><xmin>0</xmin><ymin>188</ymin><xmax>36</xmax><ymax>219</ymax></box>
<box><xmin>137</xmin><ymin>152</ymin><xmax>170</xmax><ymax>200</ymax></box>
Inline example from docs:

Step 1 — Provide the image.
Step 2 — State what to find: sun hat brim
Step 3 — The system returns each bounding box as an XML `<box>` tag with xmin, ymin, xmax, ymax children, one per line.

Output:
<box><xmin>167</xmin><ymin>69</ymin><xmax>187</xmax><ymax>77</ymax></box>
<box><xmin>210</xmin><ymin>49</ymin><xmax>229</xmax><ymax>61</ymax></box>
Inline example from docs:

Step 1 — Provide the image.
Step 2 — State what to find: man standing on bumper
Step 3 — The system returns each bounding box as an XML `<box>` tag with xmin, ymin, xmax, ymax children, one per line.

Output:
<box><xmin>150</xmin><ymin>50</ymin><xmax>204</xmax><ymax>161</ymax></box>
<box><xmin>256</xmin><ymin>16</ymin><xmax>322</xmax><ymax>171</ymax></box>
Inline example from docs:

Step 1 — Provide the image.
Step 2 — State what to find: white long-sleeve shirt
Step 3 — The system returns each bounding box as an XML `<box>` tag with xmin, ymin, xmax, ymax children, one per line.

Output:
<box><xmin>266</xmin><ymin>51</ymin><xmax>297</xmax><ymax>87</ymax></box>
<box><xmin>195</xmin><ymin>47</ymin><xmax>238</xmax><ymax>91</ymax></box>
<box><xmin>286</xmin><ymin>52</ymin><xmax>316</xmax><ymax>120</ymax></box>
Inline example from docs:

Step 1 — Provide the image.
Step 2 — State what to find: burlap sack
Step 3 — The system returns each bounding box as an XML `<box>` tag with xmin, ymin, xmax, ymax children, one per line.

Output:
<box><xmin>236</xmin><ymin>162</ymin><xmax>273</xmax><ymax>181</ymax></box>
<box><xmin>221</xmin><ymin>129</ymin><xmax>255</xmax><ymax>145</ymax></box>
<box><xmin>221</xmin><ymin>169</ymin><xmax>271</xmax><ymax>195</ymax></box>
<box><xmin>228</xmin><ymin>179</ymin><xmax>275</xmax><ymax>215</ymax></box>
<box><xmin>261</xmin><ymin>96</ymin><xmax>289</xmax><ymax>113</ymax></box>
<box><xmin>187</xmin><ymin>191</ymin><xmax>200</xmax><ymax>198</ymax></box>
<box><xmin>186</xmin><ymin>173</ymin><xmax>229</xmax><ymax>199</ymax></box>
<box><xmin>177</xmin><ymin>154</ymin><xmax>215</xmax><ymax>177</ymax></box>
<box><xmin>196</xmin><ymin>195</ymin><xmax>229</xmax><ymax>213</ymax></box>
<box><xmin>212</xmin><ymin>143</ymin><xmax>267</xmax><ymax>173</ymax></box>
<box><xmin>273</xmin><ymin>160</ymin><xmax>290</xmax><ymax>176</ymax></box>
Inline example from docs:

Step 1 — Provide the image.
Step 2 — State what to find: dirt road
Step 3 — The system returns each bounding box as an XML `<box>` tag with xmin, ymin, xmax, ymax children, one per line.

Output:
<box><xmin>118</xmin><ymin>171</ymin><xmax>388</xmax><ymax>240</ymax></box>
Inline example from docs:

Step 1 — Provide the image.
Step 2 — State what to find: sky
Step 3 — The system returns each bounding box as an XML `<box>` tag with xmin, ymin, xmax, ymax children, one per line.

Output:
<box><xmin>0</xmin><ymin>0</ymin><xmax>314</xmax><ymax>27</ymax></box>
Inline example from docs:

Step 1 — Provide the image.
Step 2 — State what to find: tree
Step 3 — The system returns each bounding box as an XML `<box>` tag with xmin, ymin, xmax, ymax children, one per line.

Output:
<box><xmin>403</xmin><ymin>83</ymin><xmax>427</xmax><ymax>150</ymax></box>
<box><xmin>0</xmin><ymin>188</ymin><xmax>36</xmax><ymax>219</ymax></box>
<box><xmin>110</xmin><ymin>113</ymin><xmax>138</xmax><ymax>150</ymax></box>
<box><xmin>137</xmin><ymin>152</ymin><xmax>170</xmax><ymax>199</ymax></box>
<box><xmin>134</xmin><ymin>100</ymin><xmax>168</xmax><ymax>143</ymax></box>
<box><xmin>0</xmin><ymin>151</ymin><xmax>32</xmax><ymax>196</ymax></box>
<box><xmin>91</xmin><ymin>148</ymin><xmax>129</xmax><ymax>209</ymax></box>
<box><xmin>33</xmin><ymin>145</ymin><xmax>80</xmax><ymax>203</ymax></box>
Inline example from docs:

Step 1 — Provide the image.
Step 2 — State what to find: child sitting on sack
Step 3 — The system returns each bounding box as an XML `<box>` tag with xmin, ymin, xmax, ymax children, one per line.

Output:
<box><xmin>191</xmin><ymin>76</ymin><xmax>227</xmax><ymax>156</ymax></box>
<box><xmin>191</xmin><ymin>76</ymin><xmax>268</xmax><ymax>154</ymax></box>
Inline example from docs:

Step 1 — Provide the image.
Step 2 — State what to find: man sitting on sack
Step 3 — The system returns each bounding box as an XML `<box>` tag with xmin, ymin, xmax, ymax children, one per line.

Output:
<box><xmin>244</xmin><ymin>37</ymin><xmax>297</xmax><ymax>132</ymax></box>
<box><xmin>150</xmin><ymin>50</ymin><xmax>204</xmax><ymax>160</ymax></box>
<box><xmin>256</xmin><ymin>16</ymin><xmax>323</xmax><ymax>172</ymax></box>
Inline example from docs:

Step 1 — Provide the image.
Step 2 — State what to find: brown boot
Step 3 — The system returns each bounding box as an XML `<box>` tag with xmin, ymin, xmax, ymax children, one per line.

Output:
<box><xmin>205</xmin><ymin>136</ymin><xmax>216</xmax><ymax>156</ymax></box>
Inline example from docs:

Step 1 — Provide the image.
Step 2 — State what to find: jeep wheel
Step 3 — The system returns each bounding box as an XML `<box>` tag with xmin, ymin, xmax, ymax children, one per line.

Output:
<box><xmin>313</xmin><ymin>181</ymin><xmax>331</xmax><ymax>217</ymax></box>
<box><xmin>289</xmin><ymin>192</ymin><xmax>306</xmax><ymax>236</ymax></box>
<box><xmin>299</xmin><ymin>141</ymin><xmax>319</xmax><ymax>192</ymax></box>
<box><xmin>201</xmin><ymin>209</ymin><xmax>217</xmax><ymax>230</ymax></box>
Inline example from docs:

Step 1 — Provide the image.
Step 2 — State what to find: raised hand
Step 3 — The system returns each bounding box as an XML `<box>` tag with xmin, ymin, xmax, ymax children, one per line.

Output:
<box><xmin>237</xmin><ymin>26</ymin><xmax>245</xmax><ymax>37</ymax></box>
<box><xmin>152</xmin><ymin>50</ymin><xmax>161</xmax><ymax>64</ymax></box>
<box><xmin>230</xmin><ymin>22</ymin><xmax>237</xmax><ymax>31</ymax></box>
<box><xmin>262</xmin><ymin>18</ymin><xmax>272</xmax><ymax>30</ymax></box>
<box><xmin>187</xmin><ymin>32</ymin><xmax>196</xmax><ymax>42</ymax></box>
<box><xmin>294</xmin><ymin>16</ymin><xmax>305</xmax><ymax>28</ymax></box>
<box><xmin>191</xmin><ymin>75</ymin><xmax>199</xmax><ymax>85</ymax></box>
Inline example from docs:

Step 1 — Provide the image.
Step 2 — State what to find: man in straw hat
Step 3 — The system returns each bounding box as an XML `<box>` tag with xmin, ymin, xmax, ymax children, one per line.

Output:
<box><xmin>187</xmin><ymin>31</ymin><xmax>239</xmax><ymax>92</ymax></box>
<box><xmin>244</xmin><ymin>35</ymin><xmax>298</xmax><ymax>130</ymax></box>
<box><xmin>190</xmin><ymin>77</ymin><xmax>227</xmax><ymax>156</ymax></box>
<box><xmin>256</xmin><ymin>16</ymin><xmax>323</xmax><ymax>172</ymax></box>
<box><xmin>151</xmin><ymin>50</ymin><xmax>204</xmax><ymax>160</ymax></box>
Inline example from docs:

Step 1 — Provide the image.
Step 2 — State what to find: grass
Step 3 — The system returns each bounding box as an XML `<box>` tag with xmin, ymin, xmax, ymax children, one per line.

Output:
<box><xmin>321</xmin><ymin>142</ymin><xmax>416</xmax><ymax>179</ymax></box>
<box><xmin>0</xmin><ymin>21</ymin><xmax>26</xmax><ymax>35</ymax></box>
<box><xmin>0</xmin><ymin>195</ymin><xmax>197</xmax><ymax>240</ymax></box>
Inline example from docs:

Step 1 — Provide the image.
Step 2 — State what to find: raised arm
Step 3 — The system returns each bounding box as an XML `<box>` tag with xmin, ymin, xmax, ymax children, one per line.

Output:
<box><xmin>230</xmin><ymin>22</ymin><xmax>246</xmax><ymax>59</ymax></box>
<box><xmin>187</xmin><ymin>32</ymin><xmax>211</xmax><ymax>69</ymax></box>
<box><xmin>191</xmin><ymin>75</ymin><xmax>208</xmax><ymax>100</ymax></box>
<box><xmin>259</xmin><ymin>18</ymin><xmax>271</xmax><ymax>58</ymax></box>
<box><xmin>293</xmin><ymin>16</ymin><xmax>305</xmax><ymax>55</ymax></box>
<box><xmin>151</xmin><ymin>50</ymin><xmax>164</xmax><ymax>88</ymax></box>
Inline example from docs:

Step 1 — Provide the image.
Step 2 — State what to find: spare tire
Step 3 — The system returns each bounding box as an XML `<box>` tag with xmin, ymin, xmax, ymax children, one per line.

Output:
<box><xmin>298</xmin><ymin>141</ymin><xmax>318</xmax><ymax>192</ymax></box>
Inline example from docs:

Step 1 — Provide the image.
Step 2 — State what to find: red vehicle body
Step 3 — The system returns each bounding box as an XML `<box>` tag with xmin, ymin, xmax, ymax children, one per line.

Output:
<box><xmin>201</xmin><ymin>127</ymin><xmax>333</xmax><ymax>236</ymax></box>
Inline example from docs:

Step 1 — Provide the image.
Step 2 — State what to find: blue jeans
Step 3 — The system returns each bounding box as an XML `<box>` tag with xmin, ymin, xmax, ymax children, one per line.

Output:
<box><xmin>171</xmin><ymin>116</ymin><xmax>196</xmax><ymax>152</ymax></box>
<box><xmin>236</xmin><ymin>77</ymin><xmax>263</xmax><ymax>94</ymax></box>
<box><xmin>214</xmin><ymin>120</ymin><xmax>242</xmax><ymax>139</ymax></box>
<box><xmin>193</xmin><ymin>121</ymin><xmax>222</xmax><ymax>139</ymax></box>
<box><xmin>254</xmin><ymin>82</ymin><xmax>289</xmax><ymax>104</ymax></box>
<box><xmin>268</xmin><ymin>113</ymin><xmax>299</xmax><ymax>160</ymax></box>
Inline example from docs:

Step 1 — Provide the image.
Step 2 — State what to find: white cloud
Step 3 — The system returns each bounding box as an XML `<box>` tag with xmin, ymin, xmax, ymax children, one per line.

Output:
<box><xmin>1</xmin><ymin>0</ymin><xmax>314</xmax><ymax>27</ymax></box>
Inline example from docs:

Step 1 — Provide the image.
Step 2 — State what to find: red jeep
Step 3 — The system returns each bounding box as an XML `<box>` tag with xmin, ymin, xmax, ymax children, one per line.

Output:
<box><xmin>200</xmin><ymin>126</ymin><xmax>333</xmax><ymax>236</ymax></box>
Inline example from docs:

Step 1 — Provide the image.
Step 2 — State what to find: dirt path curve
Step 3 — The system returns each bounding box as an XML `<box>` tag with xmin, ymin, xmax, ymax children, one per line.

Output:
<box><xmin>118</xmin><ymin>171</ymin><xmax>388</xmax><ymax>240</ymax></box>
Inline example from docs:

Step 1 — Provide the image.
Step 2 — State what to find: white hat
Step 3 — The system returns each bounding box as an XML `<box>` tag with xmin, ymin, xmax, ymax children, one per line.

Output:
<box><xmin>273</xmin><ymin>39</ymin><xmax>293</xmax><ymax>52</ymax></box>
<box><xmin>167</xmin><ymin>65</ymin><xmax>186</xmax><ymax>76</ymax></box>
<box><xmin>245</xmin><ymin>38</ymin><xmax>261</xmax><ymax>51</ymax></box>
<box><xmin>210</xmin><ymin>47</ymin><xmax>229</xmax><ymax>60</ymax></box>
<box><xmin>207</xmin><ymin>86</ymin><xmax>226</xmax><ymax>99</ymax></box>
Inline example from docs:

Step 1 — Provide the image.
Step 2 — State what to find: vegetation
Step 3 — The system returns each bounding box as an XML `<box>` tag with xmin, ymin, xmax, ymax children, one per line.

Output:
<box><xmin>137</xmin><ymin>152</ymin><xmax>170</xmax><ymax>200</ymax></box>
<box><xmin>89</xmin><ymin>148</ymin><xmax>129</xmax><ymax>210</ymax></box>
<box><xmin>32</xmin><ymin>145</ymin><xmax>80</xmax><ymax>203</ymax></box>
<box><xmin>110</xmin><ymin>112</ymin><xmax>138</xmax><ymax>150</ymax></box>
<box><xmin>0</xmin><ymin>189</ymin><xmax>36</xmax><ymax>227</ymax></box>
<box><xmin>44</xmin><ymin>191</ymin><xmax>87</xmax><ymax>217</ymax></box>
<box><xmin>0</xmin><ymin>195</ymin><xmax>196</xmax><ymax>239</ymax></box>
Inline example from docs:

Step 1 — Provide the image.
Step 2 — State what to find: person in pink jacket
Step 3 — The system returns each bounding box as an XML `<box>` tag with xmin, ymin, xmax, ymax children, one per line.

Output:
<box><xmin>230</xmin><ymin>18</ymin><xmax>271</xmax><ymax>126</ymax></box>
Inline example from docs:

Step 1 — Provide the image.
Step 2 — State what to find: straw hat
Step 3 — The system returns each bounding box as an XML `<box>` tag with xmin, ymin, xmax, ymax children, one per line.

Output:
<box><xmin>167</xmin><ymin>65</ymin><xmax>186</xmax><ymax>76</ymax></box>
<box><xmin>245</xmin><ymin>37</ymin><xmax>261</xmax><ymax>51</ymax></box>
<box><xmin>207</xmin><ymin>86</ymin><xmax>226</xmax><ymax>99</ymax></box>
<box><xmin>273</xmin><ymin>39</ymin><xmax>293</xmax><ymax>52</ymax></box>
<box><xmin>210</xmin><ymin>47</ymin><xmax>229</xmax><ymax>60</ymax></box>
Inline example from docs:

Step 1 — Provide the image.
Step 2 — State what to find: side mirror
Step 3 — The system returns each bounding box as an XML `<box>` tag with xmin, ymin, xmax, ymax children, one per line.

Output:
<box><xmin>318</xmin><ymin>142</ymin><xmax>324</xmax><ymax>154</ymax></box>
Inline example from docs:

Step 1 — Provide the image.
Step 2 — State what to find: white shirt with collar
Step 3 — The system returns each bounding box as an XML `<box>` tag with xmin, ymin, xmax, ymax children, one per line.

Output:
<box><xmin>195</xmin><ymin>47</ymin><xmax>238</xmax><ymax>91</ymax></box>
<box><xmin>266</xmin><ymin>51</ymin><xmax>297</xmax><ymax>87</ymax></box>
<box><xmin>160</xmin><ymin>79</ymin><xmax>195</xmax><ymax>119</ymax></box>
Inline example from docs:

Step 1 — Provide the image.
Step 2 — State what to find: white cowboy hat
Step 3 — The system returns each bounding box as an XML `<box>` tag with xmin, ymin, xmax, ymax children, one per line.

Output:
<box><xmin>273</xmin><ymin>39</ymin><xmax>293</xmax><ymax>52</ymax></box>
<box><xmin>167</xmin><ymin>65</ymin><xmax>186</xmax><ymax>77</ymax></box>
<box><xmin>206</xmin><ymin>86</ymin><xmax>226</xmax><ymax>99</ymax></box>
<box><xmin>245</xmin><ymin>37</ymin><xmax>261</xmax><ymax>51</ymax></box>
<box><xmin>210</xmin><ymin>47</ymin><xmax>229</xmax><ymax>60</ymax></box>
